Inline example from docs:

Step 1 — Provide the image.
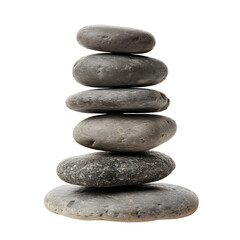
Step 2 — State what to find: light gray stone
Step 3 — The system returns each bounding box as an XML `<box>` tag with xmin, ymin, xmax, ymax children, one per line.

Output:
<box><xmin>57</xmin><ymin>151</ymin><xmax>175</xmax><ymax>187</ymax></box>
<box><xmin>73</xmin><ymin>114</ymin><xmax>177</xmax><ymax>152</ymax></box>
<box><xmin>72</xmin><ymin>54</ymin><xmax>168</xmax><ymax>87</ymax></box>
<box><xmin>77</xmin><ymin>25</ymin><xmax>155</xmax><ymax>53</ymax></box>
<box><xmin>66</xmin><ymin>88</ymin><xmax>169</xmax><ymax>113</ymax></box>
<box><xmin>44</xmin><ymin>183</ymin><xmax>199</xmax><ymax>222</ymax></box>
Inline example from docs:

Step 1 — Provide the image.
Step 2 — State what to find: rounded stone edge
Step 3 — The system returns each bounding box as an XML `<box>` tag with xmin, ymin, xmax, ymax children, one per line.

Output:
<box><xmin>56</xmin><ymin>151</ymin><xmax>176</xmax><ymax>187</ymax></box>
<box><xmin>65</xmin><ymin>89</ymin><xmax>170</xmax><ymax>113</ymax></box>
<box><xmin>72</xmin><ymin>114</ymin><xmax>177</xmax><ymax>152</ymax></box>
<box><xmin>72</xmin><ymin>54</ymin><xmax>168</xmax><ymax>88</ymax></box>
<box><xmin>44</xmin><ymin>184</ymin><xmax>199</xmax><ymax>222</ymax></box>
<box><xmin>76</xmin><ymin>25</ymin><xmax>156</xmax><ymax>54</ymax></box>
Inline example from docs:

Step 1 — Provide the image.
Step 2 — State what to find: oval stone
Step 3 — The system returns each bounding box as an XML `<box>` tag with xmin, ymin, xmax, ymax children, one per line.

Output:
<box><xmin>73</xmin><ymin>114</ymin><xmax>177</xmax><ymax>152</ymax></box>
<box><xmin>77</xmin><ymin>25</ymin><xmax>155</xmax><ymax>53</ymax></box>
<box><xmin>66</xmin><ymin>88</ymin><xmax>169</xmax><ymax>113</ymax></box>
<box><xmin>44</xmin><ymin>183</ymin><xmax>199</xmax><ymax>222</ymax></box>
<box><xmin>57</xmin><ymin>151</ymin><xmax>175</xmax><ymax>187</ymax></box>
<box><xmin>73</xmin><ymin>54</ymin><xmax>168</xmax><ymax>87</ymax></box>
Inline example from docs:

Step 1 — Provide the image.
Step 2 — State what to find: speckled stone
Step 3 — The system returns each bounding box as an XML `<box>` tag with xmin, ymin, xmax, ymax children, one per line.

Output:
<box><xmin>66</xmin><ymin>88</ymin><xmax>169</xmax><ymax>113</ymax></box>
<box><xmin>44</xmin><ymin>183</ymin><xmax>199</xmax><ymax>222</ymax></box>
<box><xmin>72</xmin><ymin>54</ymin><xmax>168</xmax><ymax>87</ymax></box>
<box><xmin>73</xmin><ymin>114</ymin><xmax>177</xmax><ymax>152</ymax></box>
<box><xmin>57</xmin><ymin>151</ymin><xmax>175</xmax><ymax>187</ymax></box>
<box><xmin>77</xmin><ymin>25</ymin><xmax>155</xmax><ymax>53</ymax></box>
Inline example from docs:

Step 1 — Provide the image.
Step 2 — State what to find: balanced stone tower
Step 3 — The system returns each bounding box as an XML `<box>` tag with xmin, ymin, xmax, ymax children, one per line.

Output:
<box><xmin>44</xmin><ymin>25</ymin><xmax>199</xmax><ymax>222</ymax></box>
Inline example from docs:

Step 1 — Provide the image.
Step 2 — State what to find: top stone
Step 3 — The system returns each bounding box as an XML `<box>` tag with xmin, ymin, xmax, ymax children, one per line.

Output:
<box><xmin>77</xmin><ymin>25</ymin><xmax>155</xmax><ymax>54</ymax></box>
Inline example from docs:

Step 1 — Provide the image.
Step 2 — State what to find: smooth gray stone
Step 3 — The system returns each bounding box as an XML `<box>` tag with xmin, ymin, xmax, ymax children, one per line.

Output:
<box><xmin>44</xmin><ymin>183</ymin><xmax>199</xmax><ymax>222</ymax></box>
<box><xmin>57</xmin><ymin>151</ymin><xmax>175</xmax><ymax>187</ymax></box>
<box><xmin>72</xmin><ymin>54</ymin><xmax>168</xmax><ymax>87</ymax></box>
<box><xmin>66</xmin><ymin>88</ymin><xmax>169</xmax><ymax>113</ymax></box>
<box><xmin>77</xmin><ymin>25</ymin><xmax>155</xmax><ymax>53</ymax></box>
<box><xmin>73</xmin><ymin>114</ymin><xmax>177</xmax><ymax>152</ymax></box>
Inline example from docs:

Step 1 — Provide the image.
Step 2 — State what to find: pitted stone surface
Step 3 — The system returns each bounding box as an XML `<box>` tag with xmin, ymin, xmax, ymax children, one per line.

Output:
<box><xmin>77</xmin><ymin>25</ymin><xmax>155</xmax><ymax>53</ymax></box>
<box><xmin>44</xmin><ymin>183</ymin><xmax>199</xmax><ymax>222</ymax></box>
<box><xmin>57</xmin><ymin>151</ymin><xmax>175</xmax><ymax>187</ymax></box>
<box><xmin>73</xmin><ymin>114</ymin><xmax>177</xmax><ymax>152</ymax></box>
<box><xmin>72</xmin><ymin>54</ymin><xmax>168</xmax><ymax>87</ymax></box>
<box><xmin>66</xmin><ymin>88</ymin><xmax>169</xmax><ymax>113</ymax></box>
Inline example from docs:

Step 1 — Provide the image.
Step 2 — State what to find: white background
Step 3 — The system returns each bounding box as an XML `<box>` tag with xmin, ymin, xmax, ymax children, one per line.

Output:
<box><xmin>0</xmin><ymin>0</ymin><xmax>239</xmax><ymax>239</ymax></box>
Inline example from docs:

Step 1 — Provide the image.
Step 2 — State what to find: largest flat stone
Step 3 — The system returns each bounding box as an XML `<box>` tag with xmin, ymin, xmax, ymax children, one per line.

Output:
<box><xmin>66</xmin><ymin>88</ymin><xmax>169</xmax><ymax>113</ymax></box>
<box><xmin>77</xmin><ymin>25</ymin><xmax>155</xmax><ymax>53</ymax></box>
<box><xmin>73</xmin><ymin>54</ymin><xmax>168</xmax><ymax>87</ymax></box>
<box><xmin>44</xmin><ymin>183</ymin><xmax>199</xmax><ymax>222</ymax></box>
<box><xmin>57</xmin><ymin>151</ymin><xmax>175</xmax><ymax>187</ymax></box>
<box><xmin>73</xmin><ymin>114</ymin><xmax>177</xmax><ymax>152</ymax></box>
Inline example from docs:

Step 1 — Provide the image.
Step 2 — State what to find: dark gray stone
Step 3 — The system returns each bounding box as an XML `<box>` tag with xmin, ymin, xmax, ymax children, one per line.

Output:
<box><xmin>66</xmin><ymin>88</ymin><xmax>169</xmax><ymax>113</ymax></box>
<box><xmin>77</xmin><ymin>25</ymin><xmax>155</xmax><ymax>53</ymax></box>
<box><xmin>72</xmin><ymin>54</ymin><xmax>168</xmax><ymax>87</ymax></box>
<box><xmin>57</xmin><ymin>151</ymin><xmax>175</xmax><ymax>187</ymax></box>
<box><xmin>44</xmin><ymin>183</ymin><xmax>199</xmax><ymax>222</ymax></box>
<box><xmin>73</xmin><ymin>114</ymin><xmax>177</xmax><ymax>152</ymax></box>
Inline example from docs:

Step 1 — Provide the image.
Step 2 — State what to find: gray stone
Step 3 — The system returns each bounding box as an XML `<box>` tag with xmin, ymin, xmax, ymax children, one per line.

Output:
<box><xmin>72</xmin><ymin>54</ymin><xmax>168</xmax><ymax>87</ymax></box>
<box><xmin>44</xmin><ymin>183</ymin><xmax>199</xmax><ymax>222</ymax></box>
<box><xmin>73</xmin><ymin>114</ymin><xmax>177</xmax><ymax>152</ymax></box>
<box><xmin>77</xmin><ymin>25</ymin><xmax>155</xmax><ymax>53</ymax></box>
<box><xmin>66</xmin><ymin>88</ymin><xmax>169</xmax><ymax>113</ymax></box>
<box><xmin>57</xmin><ymin>151</ymin><xmax>175</xmax><ymax>187</ymax></box>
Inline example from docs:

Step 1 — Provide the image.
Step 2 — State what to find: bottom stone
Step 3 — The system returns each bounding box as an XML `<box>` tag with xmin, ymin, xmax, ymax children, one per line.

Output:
<box><xmin>44</xmin><ymin>183</ymin><xmax>198</xmax><ymax>222</ymax></box>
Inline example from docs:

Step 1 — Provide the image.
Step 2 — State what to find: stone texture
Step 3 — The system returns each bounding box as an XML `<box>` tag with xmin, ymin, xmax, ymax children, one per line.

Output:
<box><xmin>66</xmin><ymin>88</ymin><xmax>169</xmax><ymax>113</ymax></box>
<box><xmin>73</xmin><ymin>54</ymin><xmax>168</xmax><ymax>87</ymax></box>
<box><xmin>44</xmin><ymin>183</ymin><xmax>199</xmax><ymax>222</ymax></box>
<box><xmin>77</xmin><ymin>25</ymin><xmax>155</xmax><ymax>53</ymax></box>
<box><xmin>73</xmin><ymin>114</ymin><xmax>177</xmax><ymax>152</ymax></box>
<box><xmin>57</xmin><ymin>151</ymin><xmax>175</xmax><ymax>187</ymax></box>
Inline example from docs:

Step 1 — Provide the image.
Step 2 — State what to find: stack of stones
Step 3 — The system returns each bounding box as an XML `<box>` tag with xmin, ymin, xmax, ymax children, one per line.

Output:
<box><xmin>44</xmin><ymin>25</ymin><xmax>199</xmax><ymax>222</ymax></box>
